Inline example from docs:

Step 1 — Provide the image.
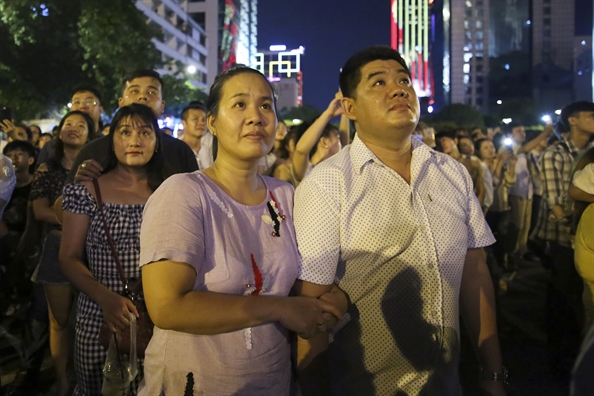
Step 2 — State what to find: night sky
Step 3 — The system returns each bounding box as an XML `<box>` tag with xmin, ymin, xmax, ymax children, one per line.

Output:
<box><xmin>258</xmin><ymin>0</ymin><xmax>593</xmax><ymax>112</ymax></box>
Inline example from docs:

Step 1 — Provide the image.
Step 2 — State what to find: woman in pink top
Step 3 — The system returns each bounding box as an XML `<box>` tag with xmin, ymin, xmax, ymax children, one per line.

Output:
<box><xmin>138</xmin><ymin>65</ymin><xmax>344</xmax><ymax>395</ymax></box>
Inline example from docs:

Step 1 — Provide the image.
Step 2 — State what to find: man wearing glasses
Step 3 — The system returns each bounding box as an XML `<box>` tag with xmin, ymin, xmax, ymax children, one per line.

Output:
<box><xmin>37</xmin><ymin>85</ymin><xmax>104</xmax><ymax>166</ymax></box>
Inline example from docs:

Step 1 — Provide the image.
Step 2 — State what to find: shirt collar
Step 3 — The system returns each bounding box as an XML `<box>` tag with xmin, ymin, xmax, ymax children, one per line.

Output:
<box><xmin>349</xmin><ymin>134</ymin><xmax>435</xmax><ymax>175</ymax></box>
<box><xmin>563</xmin><ymin>137</ymin><xmax>581</xmax><ymax>155</ymax></box>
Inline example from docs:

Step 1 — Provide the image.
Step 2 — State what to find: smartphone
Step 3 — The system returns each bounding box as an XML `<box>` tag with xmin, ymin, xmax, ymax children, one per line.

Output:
<box><xmin>503</xmin><ymin>137</ymin><xmax>513</xmax><ymax>147</ymax></box>
<box><xmin>1</xmin><ymin>106</ymin><xmax>15</xmax><ymax>122</ymax></box>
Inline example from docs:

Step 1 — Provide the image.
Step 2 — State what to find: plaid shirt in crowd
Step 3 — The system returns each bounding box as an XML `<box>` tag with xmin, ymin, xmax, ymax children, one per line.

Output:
<box><xmin>533</xmin><ymin>138</ymin><xmax>594</xmax><ymax>247</ymax></box>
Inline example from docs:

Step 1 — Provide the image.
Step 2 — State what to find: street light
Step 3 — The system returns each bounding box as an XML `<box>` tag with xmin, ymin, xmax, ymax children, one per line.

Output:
<box><xmin>496</xmin><ymin>100</ymin><xmax>502</xmax><ymax>105</ymax></box>
<box><xmin>187</xmin><ymin>65</ymin><xmax>196</xmax><ymax>74</ymax></box>
<box><xmin>502</xmin><ymin>118</ymin><xmax>512</xmax><ymax>124</ymax></box>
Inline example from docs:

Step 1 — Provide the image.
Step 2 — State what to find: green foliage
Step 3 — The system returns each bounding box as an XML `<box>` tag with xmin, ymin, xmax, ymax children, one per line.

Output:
<box><xmin>0</xmin><ymin>0</ymin><xmax>162</xmax><ymax>119</ymax></box>
<box><xmin>162</xmin><ymin>74</ymin><xmax>208</xmax><ymax>117</ymax></box>
<box><xmin>429</xmin><ymin>104</ymin><xmax>485</xmax><ymax>129</ymax></box>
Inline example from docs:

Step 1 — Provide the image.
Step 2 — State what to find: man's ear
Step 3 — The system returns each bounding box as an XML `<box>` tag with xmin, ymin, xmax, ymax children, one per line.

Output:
<box><xmin>568</xmin><ymin>115</ymin><xmax>578</xmax><ymax>127</ymax></box>
<box><xmin>342</xmin><ymin>97</ymin><xmax>357</xmax><ymax>122</ymax></box>
<box><xmin>27</xmin><ymin>156</ymin><xmax>35</xmax><ymax>166</ymax></box>
<box><xmin>159</xmin><ymin>101</ymin><xmax>165</xmax><ymax>115</ymax></box>
<box><xmin>99</xmin><ymin>106</ymin><xmax>104</xmax><ymax>117</ymax></box>
<box><xmin>117</xmin><ymin>97</ymin><xmax>124</xmax><ymax>108</ymax></box>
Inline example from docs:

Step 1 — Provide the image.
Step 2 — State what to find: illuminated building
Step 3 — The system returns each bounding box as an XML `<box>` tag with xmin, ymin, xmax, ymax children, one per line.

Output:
<box><xmin>255</xmin><ymin>45</ymin><xmax>305</xmax><ymax>112</ymax></box>
<box><xmin>187</xmin><ymin>0</ymin><xmax>258</xmax><ymax>86</ymax></box>
<box><xmin>136</xmin><ymin>0</ymin><xmax>209</xmax><ymax>89</ymax></box>
<box><xmin>390</xmin><ymin>0</ymin><xmax>432</xmax><ymax>104</ymax></box>
<box><xmin>391</xmin><ymin>0</ymin><xmax>489</xmax><ymax>112</ymax></box>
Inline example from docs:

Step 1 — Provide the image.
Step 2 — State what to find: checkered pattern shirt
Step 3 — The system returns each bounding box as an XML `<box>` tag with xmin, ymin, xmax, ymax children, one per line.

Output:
<box><xmin>533</xmin><ymin>138</ymin><xmax>594</xmax><ymax>247</ymax></box>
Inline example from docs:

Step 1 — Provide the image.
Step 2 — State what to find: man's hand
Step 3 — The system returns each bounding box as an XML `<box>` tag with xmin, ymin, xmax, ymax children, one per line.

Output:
<box><xmin>74</xmin><ymin>159</ymin><xmax>103</xmax><ymax>182</ymax></box>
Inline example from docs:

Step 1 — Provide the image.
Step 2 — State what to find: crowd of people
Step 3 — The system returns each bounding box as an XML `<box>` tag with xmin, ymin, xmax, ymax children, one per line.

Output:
<box><xmin>0</xmin><ymin>45</ymin><xmax>593</xmax><ymax>396</ymax></box>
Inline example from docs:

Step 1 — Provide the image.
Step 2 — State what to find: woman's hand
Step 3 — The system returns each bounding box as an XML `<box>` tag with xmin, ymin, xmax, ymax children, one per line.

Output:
<box><xmin>276</xmin><ymin>296</ymin><xmax>343</xmax><ymax>339</ymax></box>
<box><xmin>319</xmin><ymin>284</ymin><xmax>348</xmax><ymax>329</ymax></box>
<box><xmin>99</xmin><ymin>290</ymin><xmax>139</xmax><ymax>332</ymax></box>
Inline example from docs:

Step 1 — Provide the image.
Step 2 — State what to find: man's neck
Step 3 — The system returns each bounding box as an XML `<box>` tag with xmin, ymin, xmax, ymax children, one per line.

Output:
<box><xmin>183</xmin><ymin>134</ymin><xmax>202</xmax><ymax>153</ymax></box>
<box><xmin>359</xmin><ymin>134</ymin><xmax>413</xmax><ymax>184</ymax></box>
<box><xmin>569</xmin><ymin>129</ymin><xmax>592</xmax><ymax>150</ymax></box>
<box><xmin>15</xmin><ymin>171</ymin><xmax>33</xmax><ymax>187</ymax></box>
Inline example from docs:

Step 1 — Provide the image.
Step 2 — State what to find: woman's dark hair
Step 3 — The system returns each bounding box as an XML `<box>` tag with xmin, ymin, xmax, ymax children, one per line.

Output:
<box><xmin>492</xmin><ymin>132</ymin><xmax>505</xmax><ymax>151</ymax></box>
<box><xmin>276</xmin><ymin>128</ymin><xmax>298</xmax><ymax>160</ymax></box>
<box><xmin>48</xmin><ymin>111</ymin><xmax>95</xmax><ymax>170</ymax></box>
<box><xmin>206</xmin><ymin>64</ymin><xmax>277</xmax><ymax>160</ymax></box>
<box><xmin>104</xmin><ymin>103</ymin><xmax>166</xmax><ymax>191</ymax></box>
<box><xmin>571</xmin><ymin>147</ymin><xmax>594</xmax><ymax>235</ymax></box>
<box><xmin>474</xmin><ymin>138</ymin><xmax>490</xmax><ymax>160</ymax></box>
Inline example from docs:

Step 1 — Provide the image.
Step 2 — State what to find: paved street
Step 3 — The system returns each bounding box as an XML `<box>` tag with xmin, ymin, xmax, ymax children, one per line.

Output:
<box><xmin>0</xmin><ymin>257</ymin><xmax>576</xmax><ymax>395</ymax></box>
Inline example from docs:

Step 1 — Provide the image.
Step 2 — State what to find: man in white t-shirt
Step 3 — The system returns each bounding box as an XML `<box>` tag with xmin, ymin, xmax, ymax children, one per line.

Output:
<box><xmin>294</xmin><ymin>46</ymin><xmax>505</xmax><ymax>396</ymax></box>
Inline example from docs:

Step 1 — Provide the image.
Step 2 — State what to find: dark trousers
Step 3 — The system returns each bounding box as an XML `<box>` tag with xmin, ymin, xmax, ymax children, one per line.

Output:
<box><xmin>546</xmin><ymin>242</ymin><xmax>583</xmax><ymax>378</ymax></box>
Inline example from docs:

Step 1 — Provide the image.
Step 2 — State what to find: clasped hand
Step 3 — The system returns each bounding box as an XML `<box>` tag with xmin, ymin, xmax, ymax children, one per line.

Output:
<box><xmin>100</xmin><ymin>290</ymin><xmax>139</xmax><ymax>332</ymax></box>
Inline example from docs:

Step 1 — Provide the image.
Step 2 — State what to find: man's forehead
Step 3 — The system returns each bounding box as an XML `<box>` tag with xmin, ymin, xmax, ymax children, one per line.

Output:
<box><xmin>126</xmin><ymin>77</ymin><xmax>162</xmax><ymax>90</ymax></box>
<box><xmin>361</xmin><ymin>60</ymin><xmax>409</xmax><ymax>75</ymax></box>
<box><xmin>188</xmin><ymin>108</ymin><xmax>205</xmax><ymax>116</ymax></box>
<box><xmin>72</xmin><ymin>91</ymin><xmax>98</xmax><ymax>100</ymax></box>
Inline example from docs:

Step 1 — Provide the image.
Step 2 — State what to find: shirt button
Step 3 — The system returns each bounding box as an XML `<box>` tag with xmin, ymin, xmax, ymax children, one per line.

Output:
<box><xmin>431</xmin><ymin>310</ymin><xmax>438</xmax><ymax>317</ymax></box>
<box><xmin>427</xmin><ymin>263</ymin><xmax>434</xmax><ymax>269</ymax></box>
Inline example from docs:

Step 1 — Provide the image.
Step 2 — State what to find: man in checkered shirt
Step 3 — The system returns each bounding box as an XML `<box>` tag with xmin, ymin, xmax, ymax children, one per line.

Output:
<box><xmin>532</xmin><ymin>100</ymin><xmax>594</xmax><ymax>378</ymax></box>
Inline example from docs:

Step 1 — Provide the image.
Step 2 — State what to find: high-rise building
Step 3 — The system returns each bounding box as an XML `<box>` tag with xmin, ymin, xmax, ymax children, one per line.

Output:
<box><xmin>428</xmin><ymin>0</ymin><xmax>490</xmax><ymax>112</ymax></box>
<box><xmin>254</xmin><ymin>45</ymin><xmax>304</xmax><ymax>112</ymax></box>
<box><xmin>574</xmin><ymin>36</ymin><xmax>593</xmax><ymax>102</ymax></box>
<box><xmin>187</xmin><ymin>0</ymin><xmax>259</xmax><ymax>86</ymax></box>
<box><xmin>136</xmin><ymin>0</ymin><xmax>209</xmax><ymax>89</ymax></box>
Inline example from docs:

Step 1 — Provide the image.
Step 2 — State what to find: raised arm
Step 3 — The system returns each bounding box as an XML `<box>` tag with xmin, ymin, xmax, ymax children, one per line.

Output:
<box><xmin>292</xmin><ymin>92</ymin><xmax>343</xmax><ymax>182</ymax></box>
<box><xmin>518</xmin><ymin>124</ymin><xmax>553</xmax><ymax>154</ymax></box>
<box><xmin>141</xmin><ymin>259</ymin><xmax>341</xmax><ymax>339</ymax></box>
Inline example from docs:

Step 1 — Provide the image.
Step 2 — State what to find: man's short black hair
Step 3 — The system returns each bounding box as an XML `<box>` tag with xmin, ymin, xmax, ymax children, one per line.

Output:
<box><xmin>435</xmin><ymin>130</ymin><xmax>456</xmax><ymax>142</ymax></box>
<box><xmin>71</xmin><ymin>84</ymin><xmax>103</xmax><ymax>104</ymax></box>
<box><xmin>560</xmin><ymin>101</ymin><xmax>594</xmax><ymax>131</ymax></box>
<box><xmin>339</xmin><ymin>46</ymin><xmax>411</xmax><ymax>99</ymax></box>
<box><xmin>121</xmin><ymin>69</ymin><xmax>164</xmax><ymax>95</ymax></box>
<box><xmin>3</xmin><ymin>140</ymin><xmax>36</xmax><ymax>172</ymax></box>
<box><xmin>181</xmin><ymin>102</ymin><xmax>206</xmax><ymax>121</ymax></box>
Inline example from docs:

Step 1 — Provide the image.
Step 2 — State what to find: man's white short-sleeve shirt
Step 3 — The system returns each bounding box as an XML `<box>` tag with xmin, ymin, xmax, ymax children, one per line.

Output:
<box><xmin>295</xmin><ymin>135</ymin><xmax>495</xmax><ymax>396</ymax></box>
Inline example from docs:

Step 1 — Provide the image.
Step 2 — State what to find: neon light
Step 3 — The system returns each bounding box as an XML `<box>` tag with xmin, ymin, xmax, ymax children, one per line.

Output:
<box><xmin>269</xmin><ymin>45</ymin><xmax>286</xmax><ymax>51</ymax></box>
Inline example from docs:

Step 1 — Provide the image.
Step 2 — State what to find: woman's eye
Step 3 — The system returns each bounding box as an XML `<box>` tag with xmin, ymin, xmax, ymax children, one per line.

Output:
<box><xmin>234</xmin><ymin>102</ymin><xmax>245</xmax><ymax>108</ymax></box>
<box><xmin>401</xmin><ymin>78</ymin><xmax>411</xmax><ymax>84</ymax></box>
<box><xmin>261</xmin><ymin>103</ymin><xmax>271</xmax><ymax>110</ymax></box>
<box><xmin>373</xmin><ymin>80</ymin><xmax>385</xmax><ymax>86</ymax></box>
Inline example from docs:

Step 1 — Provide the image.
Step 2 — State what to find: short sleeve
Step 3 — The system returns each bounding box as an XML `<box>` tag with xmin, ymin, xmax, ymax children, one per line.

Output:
<box><xmin>139</xmin><ymin>173</ymin><xmax>205</xmax><ymax>272</ymax></box>
<box><xmin>62</xmin><ymin>183</ymin><xmax>96</xmax><ymax>215</ymax></box>
<box><xmin>294</xmin><ymin>171</ymin><xmax>341</xmax><ymax>285</ymax></box>
<box><xmin>573</xmin><ymin>163</ymin><xmax>594</xmax><ymax>195</ymax></box>
<box><xmin>460</xmin><ymin>162</ymin><xmax>495</xmax><ymax>248</ymax></box>
<box><xmin>29</xmin><ymin>168</ymin><xmax>52</xmax><ymax>201</ymax></box>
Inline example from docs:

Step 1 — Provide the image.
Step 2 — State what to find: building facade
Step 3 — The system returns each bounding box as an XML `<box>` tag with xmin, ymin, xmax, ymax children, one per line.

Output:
<box><xmin>254</xmin><ymin>45</ymin><xmax>304</xmax><ymax>112</ymax></box>
<box><xmin>187</xmin><ymin>0</ymin><xmax>258</xmax><ymax>86</ymax></box>
<box><xmin>136</xmin><ymin>0</ymin><xmax>209</xmax><ymax>89</ymax></box>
